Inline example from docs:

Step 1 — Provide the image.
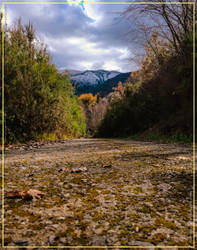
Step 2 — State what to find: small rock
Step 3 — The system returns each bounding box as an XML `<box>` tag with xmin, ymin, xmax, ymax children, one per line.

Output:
<box><xmin>91</xmin><ymin>235</ymin><xmax>106</xmax><ymax>245</ymax></box>
<box><xmin>71</xmin><ymin>167</ymin><xmax>87</xmax><ymax>173</ymax></box>
<box><xmin>64</xmin><ymin>193</ymin><xmax>70</xmax><ymax>198</ymax></box>
<box><xmin>151</xmin><ymin>227</ymin><xmax>174</xmax><ymax>236</ymax></box>
<box><xmin>74</xmin><ymin>229</ymin><xmax>81</xmax><ymax>237</ymax></box>
<box><xmin>52</xmin><ymin>224</ymin><xmax>59</xmax><ymax>229</ymax></box>
<box><xmin>59</xmin><ymin>237</ymin><xmax>67</xmax><ymax>244</ymax></box>
<box><xmin>103</xmin><ymin>222</ymin><xmax>110</xmax><ymax>228</ymax></box>
<box><xmin>129</xmin><ymin>241</ymin><xmax>154</xmax><ymax>248</ymax></box>
<box><xmin>81</xmin><ymin>179</ymin><xmax>88</xmax><ymax>183</ymax></box>
<box><xmin>48</xmin><ymin>235</ymin><xmax>56</xmax><ymax>243</ymax></box>
<box><xmin>108</xmin><ymin>230</ymin><xmax>116</xmax><ymax>234</ymax></box>
<box><xmin>45</xmin><ymin>220</ymin><xmax>53</xmax><ymax>225</ymax></box>
<box><xmin>94</xmin><ymin>228</ymin><xmax>103</xmax><ymax>234</ymax></box>
<box><xmin>22</xmin><ymin>230</ymin><xmax>34</xmax><ymax>237</ymax></box>
<box><xmin>58</xmin><ymin>217</ymin><xmax>65</xmax><ymax>220</ymax></box>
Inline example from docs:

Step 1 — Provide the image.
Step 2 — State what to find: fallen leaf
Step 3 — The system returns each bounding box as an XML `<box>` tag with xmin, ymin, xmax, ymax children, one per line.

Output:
<box><xmin>6</xmin><ymin>189</ymin><xmax>45</xmax><ymax>200</ymax></box>
<box><xmin>6</xmin><ymin>190</ymin><xmax>22</xmax><ymax>199</ymax></box>
<box><xmin>22</xmin><ymin>189</ymin><xmax>45</xmax><ymax>199</ymax></box>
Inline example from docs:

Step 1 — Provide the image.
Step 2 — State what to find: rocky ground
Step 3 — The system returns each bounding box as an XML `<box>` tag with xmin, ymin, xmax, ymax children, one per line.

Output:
<box><xmin>0</xmin><ymin>138</ymin><xmax>196</xmax><ymax>249</ymax></box>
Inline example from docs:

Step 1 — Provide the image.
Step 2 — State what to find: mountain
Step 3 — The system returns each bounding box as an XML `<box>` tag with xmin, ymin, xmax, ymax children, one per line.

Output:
<box><xmin>74</xmin><ymin>71</ymin><xmax>131</xmax><ymax>96</ymax></box>
<box><xmin>96</xmin><ymin>72</ymin><xmax>131</xmax><ymax>96</ymax></box>
<box><xmin>70</xmin><ymin>70</ymin><xmax>120</xmax><ymax>86</ymax></box>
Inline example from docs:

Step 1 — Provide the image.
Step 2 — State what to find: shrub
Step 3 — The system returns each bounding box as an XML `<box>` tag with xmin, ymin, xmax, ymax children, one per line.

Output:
<box><xmin>0</xmin><ymin>17</ymin><xmax>86</xmax><ymax>143</ymax></box>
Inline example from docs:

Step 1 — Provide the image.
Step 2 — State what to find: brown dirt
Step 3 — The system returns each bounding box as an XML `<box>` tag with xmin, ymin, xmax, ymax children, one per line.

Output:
<box><xmin>0</xmin><ymin>138</ymin><xmax>195</xmax><ymax>248</ymax></box>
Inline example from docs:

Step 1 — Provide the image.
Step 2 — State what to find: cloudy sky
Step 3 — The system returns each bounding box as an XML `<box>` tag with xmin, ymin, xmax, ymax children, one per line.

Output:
<box><xmin>3</xmin><ymin>0</ymin><xmax>139</xmax><ymax>72</ymax></box>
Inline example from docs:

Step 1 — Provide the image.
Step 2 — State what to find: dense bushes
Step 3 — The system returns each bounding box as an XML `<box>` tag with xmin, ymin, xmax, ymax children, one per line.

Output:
<box><xmin>96</xmin><ymin>1</ymin><xmax>194</xmax><ymax>139</ymax></box>
<box><xmin>0</xmin><ymin>18</ymin><xmax>86</xmax><ymax>143</ymax></box>
<box><xmin>97</xmin><ymin>31</ymin><xmax>194</xmax><ymax>138</ymax></box>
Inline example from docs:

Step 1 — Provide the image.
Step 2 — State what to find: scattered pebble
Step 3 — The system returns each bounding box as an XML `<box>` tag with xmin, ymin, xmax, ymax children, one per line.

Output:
<box><xmin>4</xmin><ymin>139</ymin><xmax>193</xmax><ymax>246</ymax></box>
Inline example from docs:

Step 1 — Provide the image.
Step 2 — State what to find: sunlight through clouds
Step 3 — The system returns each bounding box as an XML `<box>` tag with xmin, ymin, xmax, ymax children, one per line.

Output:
<box><xmin>68</xmin><ymin>0</ymin><xmax>103</xmax><ymax>22</ymax></box>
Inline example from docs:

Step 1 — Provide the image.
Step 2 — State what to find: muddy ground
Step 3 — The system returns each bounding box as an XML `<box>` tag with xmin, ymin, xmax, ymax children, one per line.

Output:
<box><xmin>0</xmin><ymin>139</ymin><xmax>196</xmax><ymax>249</ymax></box>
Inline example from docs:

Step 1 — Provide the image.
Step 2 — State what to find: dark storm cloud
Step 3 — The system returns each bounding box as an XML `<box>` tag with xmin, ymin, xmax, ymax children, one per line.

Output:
<box><xmin>5</xmin><ymin>1</ymin><xmax>138</xmax><ymax>72</ymax></box>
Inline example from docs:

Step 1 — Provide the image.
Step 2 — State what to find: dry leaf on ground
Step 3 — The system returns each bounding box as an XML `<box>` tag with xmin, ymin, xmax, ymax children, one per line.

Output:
<box><xmin>6</xmin><ymin>189</ymin><xmax>44</xmax><ymax>200</ymax></box>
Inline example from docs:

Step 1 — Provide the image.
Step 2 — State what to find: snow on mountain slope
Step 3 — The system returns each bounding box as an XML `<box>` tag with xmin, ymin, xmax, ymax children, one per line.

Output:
<box><xmin>70</xmin><ymin>70</ymin><xmax>120</xmax><ymax>86</ymax></box>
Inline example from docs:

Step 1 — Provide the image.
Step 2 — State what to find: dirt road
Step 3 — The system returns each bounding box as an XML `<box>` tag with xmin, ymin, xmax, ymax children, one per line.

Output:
<box><xmin>1</xmin><ymin>139</ymin><xmax>195</xmax><ymax>248</ymax></box>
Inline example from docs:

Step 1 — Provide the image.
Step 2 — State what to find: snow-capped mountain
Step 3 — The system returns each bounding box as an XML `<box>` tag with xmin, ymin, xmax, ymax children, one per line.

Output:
<box><xmin>69</xmin><ymin>70</ymin><xmax>120</xmax><ymax>86</ymax></box>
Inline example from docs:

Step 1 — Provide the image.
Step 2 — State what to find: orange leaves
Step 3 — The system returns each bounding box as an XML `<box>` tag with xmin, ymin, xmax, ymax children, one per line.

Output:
<box><xmin>78</xmin><ymin>93</ymin><xmax>97</xmax><ymax>107</ymax></box>
<box><xmin>6</xmin><ymin>189</ymin><xmax>45</xmax><ymax>200</ymax></box>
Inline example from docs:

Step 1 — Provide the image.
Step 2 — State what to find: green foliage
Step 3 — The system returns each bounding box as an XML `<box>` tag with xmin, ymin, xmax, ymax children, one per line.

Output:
<box><xmin>0</xmin><ymin>17</ymin><xmax>86</xmax><ymax>143</ymax></box>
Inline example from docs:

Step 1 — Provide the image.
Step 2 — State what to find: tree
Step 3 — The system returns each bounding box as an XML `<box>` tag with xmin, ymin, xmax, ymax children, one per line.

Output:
<box><xmin>0</xmin><ymin>17</ymin><xmax>86</xmax><ymax>143</ymax></box>
<box><xmin>123</xmin><ymin>0</ymin><xmax>194</xmax><ymax>59</ymax></box>
<box><xmin>97</xmin><ymin>1</ymin><xmax>194</xmax><ymax>138</ymax></box>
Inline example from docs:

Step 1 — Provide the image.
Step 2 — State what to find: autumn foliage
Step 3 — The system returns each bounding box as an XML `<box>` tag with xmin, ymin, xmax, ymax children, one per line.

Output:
<box><xmin>78</xmin><ymin>93</ymin><xmax>97</xmax><ymax>107</ymax></box>
<box><xmin>97</xmin><ymin>2</ymin><xmax>194</xmax><ymax>139</ymax></box>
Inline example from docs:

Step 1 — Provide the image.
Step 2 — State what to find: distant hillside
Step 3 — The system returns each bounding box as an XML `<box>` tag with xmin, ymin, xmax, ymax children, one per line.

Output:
<box><xmin>74</xmin><ymin>72</ymin><xmax>131</xmax><ymax>96</ymax></box>
<box><xmin>70</xmin><ymin>70</ymin><xmax>120</xmax><ymax>86</ymax></box>
<box><xmin>96</xmin><ymin>72</ymin><xmax>131</xmax><ymax>96</ymax></box>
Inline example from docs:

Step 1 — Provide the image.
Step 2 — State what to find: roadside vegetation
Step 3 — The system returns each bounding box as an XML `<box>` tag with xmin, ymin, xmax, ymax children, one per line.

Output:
<box><xmin>94</xmin><ymin>1</ymin><xmax>194</xmax><ymax>141</ymax></box>
<box><xmin>1</xmin><ymin>1</ymin><xmax>195</xmax><ymax>144</ymax></box>
<box><xmin>0</xmin><ymin>16</ymin><xmax>86</xmax><ymax>144</ymax></box>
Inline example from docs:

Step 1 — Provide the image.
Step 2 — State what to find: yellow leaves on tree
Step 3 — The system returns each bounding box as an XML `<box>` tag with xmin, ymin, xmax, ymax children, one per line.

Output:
<box><xmin>136</xmin><ymin>30</ymin><xmax>170</xmax><ymax>82</ymax></box>
<box><xmin>78</xmin><ymin>93</ymin><xmax>97</xmax><ymax>107</ymax></box>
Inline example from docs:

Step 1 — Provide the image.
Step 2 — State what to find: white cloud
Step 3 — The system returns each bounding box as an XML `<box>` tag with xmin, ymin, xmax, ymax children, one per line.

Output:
<box><xmin>4</xmin><ymin>2</ymin><xmax>137</xmax><ymax>72</ymax></box>
<box><xmin>79</xmin><ymin>61</ymin><xmax>93</xmax><ymax>70</ymax></box>
<box><xmin>103</xmin><ymin>60</ymin><xmax>122</xmax><ymax>71</ymax></box>
<box><xmin>67</xmin><ymin>37</ymin><xmax>111</xmax><ymax>55</ymax></box>
<box><xmin>84</xmin><ymin>4</ymin><xmax>103</xmax><ymax>23</ymax></box>
<box><xmin>117</xmin><ymin>48</ymin><xmax>130</xmax><ymax>60</ymax></box>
